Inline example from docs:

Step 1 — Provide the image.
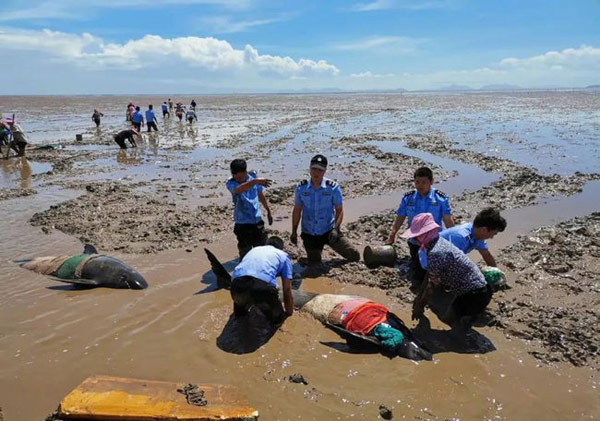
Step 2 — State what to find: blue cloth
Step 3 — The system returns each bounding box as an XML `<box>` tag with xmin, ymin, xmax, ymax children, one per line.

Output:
<box><xmin>145</xmin><ymin>109</ymin><xmax>155</xmax><ymax>122</ymax></box>
<box><xmin>426</xmin><ymin>237</ymin><xmax>486</xmax><ymax>295</ymax></box>
<box><xmin>131</xmin><ymin>111</ymin><xmax>144</xmax><ymax>123</ymax></box>
<box><xmin>226</xmin><ymin>171</ymin><xmax>264</xmax><ymax>224</ymax></box>
<box><xmin>396</xmin><ymin>187</ymin><xmax>452</xmax><ymax>227</ymax></box>
<box><xmin>232</xmin><ymin>245</ymin><xmax>293</xmax><ymax>288</ymax></box>
<box><xmin>161</xmin><ymin>104</ymin><xmax>168</xmax><ymax>111</ymax></box>
<box><xmin>294</xmin><ymin>178</ymin><xmax>343</xmax><ymax>236</ymax></box>
<box><xmin>440</xmin><ymin>222</ymin><xmax>488</xmax><ymax>254</ymax></box>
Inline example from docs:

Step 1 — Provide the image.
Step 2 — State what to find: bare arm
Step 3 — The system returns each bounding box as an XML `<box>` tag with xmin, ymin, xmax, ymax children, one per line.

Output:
<box><xmin>412</xmin><ymin>273</ymin><xmax>435</xmax><ymax>320</ymax></box>
<box><xmin>479</xmin><ymin>249</ymin><xmax>497</xmax><ymax>267</ymax></box>
<box><xmin>259</xmin><ymin>191</ymin><xmax>273</xmax><ymax>225</ymax></box>
<box><xmin>442</xmin><ymin>214</ymin><xmax>455</xmax><ymax>228</ymax></box>
<box><xmin>234</xmin><ymin>178</ymin><xmax>271</xmax><ymax>194</ymax></box>
<box><xmin>291</xmin><ymin>204</ymin><xmax>302</xmax><ymax>234</ymax></box>
<box><xmin>334</xmin><ymin>205</ymin><xmax>344</xmax><ymax>229</ymax></box>
<box><xmin>282</xmin><ymin>278</ymin><xmax>294</xmax><ymax>315</ymax></box>
<box><xmin>386</xmin><ymin>215</ymin><xmax>406</xmax><ymax>244</ymax></box>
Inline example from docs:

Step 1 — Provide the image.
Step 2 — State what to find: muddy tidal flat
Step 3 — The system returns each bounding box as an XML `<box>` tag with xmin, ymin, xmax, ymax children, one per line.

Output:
<box><xmin>1</xmin><ymin>92</ymin><xmax>599</xmax><ymax>420</ymax></box>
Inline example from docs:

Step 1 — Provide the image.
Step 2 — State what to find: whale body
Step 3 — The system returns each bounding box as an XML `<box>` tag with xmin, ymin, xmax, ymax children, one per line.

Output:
<box><xmin>19</xmin><ymin>244</ymin><xmax>148</xmax><ymax>289</ymax></box>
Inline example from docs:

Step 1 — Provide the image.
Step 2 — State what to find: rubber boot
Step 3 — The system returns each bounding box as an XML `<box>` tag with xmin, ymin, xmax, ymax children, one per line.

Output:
<box><xmin>329</xmin><ymin>236</ymin><xmax>360</xmax><ymax>262</ymax></box>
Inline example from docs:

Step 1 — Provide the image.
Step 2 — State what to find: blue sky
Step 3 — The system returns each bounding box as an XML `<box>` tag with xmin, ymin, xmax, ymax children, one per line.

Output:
<box><xmin>0</xmin><ymin>0</ymin><xmax>599</xmax><ymax>93</ymax></box>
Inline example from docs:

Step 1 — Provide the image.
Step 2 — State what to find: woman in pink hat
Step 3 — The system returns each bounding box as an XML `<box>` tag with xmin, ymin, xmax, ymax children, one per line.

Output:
<box><xmin>401</xmin><ymin>213</ymin><xmax>492</xmax><ymax>330</ymax></box>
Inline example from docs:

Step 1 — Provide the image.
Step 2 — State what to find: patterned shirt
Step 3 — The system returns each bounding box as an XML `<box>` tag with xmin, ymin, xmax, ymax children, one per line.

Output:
<box><xmin>426</xmin><ymin>237</ymin><xmax>486</xmax><ymax>295</ymax></box>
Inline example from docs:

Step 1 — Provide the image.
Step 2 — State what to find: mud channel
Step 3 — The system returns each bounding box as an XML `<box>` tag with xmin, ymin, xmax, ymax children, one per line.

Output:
<box><xmin>0</xmin><ymin>92</ymin><xmax>599</xmax><ymax>420</ymax></box>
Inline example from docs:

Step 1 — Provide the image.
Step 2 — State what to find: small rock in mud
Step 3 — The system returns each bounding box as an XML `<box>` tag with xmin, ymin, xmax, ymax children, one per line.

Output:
<box><xmin>378</xmin><ymin>404</ymin><xmax>393</xmax><ymax>420</ymax></box>
<box><xmin>287</xmin><ymin>373</ymin><xmax>308</xmax><ymax>385</ymax></box>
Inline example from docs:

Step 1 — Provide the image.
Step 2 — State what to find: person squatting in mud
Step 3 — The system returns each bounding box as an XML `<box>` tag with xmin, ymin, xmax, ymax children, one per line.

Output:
<box><xmin>386</xmin><ymin>166</ymin><xmax>454</xmax><ymax>291</ymax></box>
<box><xmin>440</xmin><ymin>207</ymin><xmax>507</xmax><ymax>267</ymax></box>
<box><xmin>91</xmin><ymin>109</ymin><xmax>104</xmax><ymax>128</ymax></box>
<box><xmin>291</xmin><ymin>155</ymin><xmax>360</xmax><ymax>264</ymax></box>
<box><xmin>145</xmin><ymin>105</ymin><xmax>159</xmax><ymax>132</ymax></box>
<box><xmin>404</xmin><ymin>213</ymin><xmax>493</xmax><ymax>331</ymax></box>
<box><xmin>113</xmin><ymin>129</ymin><xmax>138</xmax><ymax>149</ymax></box>
<box><xmin>230</xmin><ymin>236</ymin><xmax>294</xmax><ymax>325</ymax></box>
<box><xmin>131</xmin><ymin>106</ymin><xmax>144</xmax><ymax>131</ymax></box>
<box><xmin>226</xmin><ymin>159</ymin><xmax>274</xmax><ymax>258</ymax></box>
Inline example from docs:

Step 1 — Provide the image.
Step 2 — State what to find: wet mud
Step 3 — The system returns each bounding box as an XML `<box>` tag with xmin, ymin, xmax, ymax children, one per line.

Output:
<box><xmin>1</xmin><ymin>93</ymin><xmax>599</xmax><ymax>420</ymax></box>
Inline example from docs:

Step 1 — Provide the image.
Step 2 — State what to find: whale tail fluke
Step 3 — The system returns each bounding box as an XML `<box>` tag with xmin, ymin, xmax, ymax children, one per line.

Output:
<box><xmin>83</xmin><ymin>244</ymin><xmax>99</xmax><ymax>255</ymax></box>
<box><xmin>204</xmin><ymin>248</ymin><xmax>232</xmax><ymax>289</ymax></box>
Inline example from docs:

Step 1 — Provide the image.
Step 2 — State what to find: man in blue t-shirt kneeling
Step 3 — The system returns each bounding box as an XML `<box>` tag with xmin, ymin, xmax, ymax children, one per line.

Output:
<box><xmin>231</xmin><ymin>237</ymin><xmax>294</xmax><ymax>325</ymax></box>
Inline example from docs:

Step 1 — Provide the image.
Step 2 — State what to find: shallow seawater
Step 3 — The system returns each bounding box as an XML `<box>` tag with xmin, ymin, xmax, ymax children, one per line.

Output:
<box><xmin>0</xmin><ymin>92</ymin><xmax>599</xmax><ymax>420</ymax></box>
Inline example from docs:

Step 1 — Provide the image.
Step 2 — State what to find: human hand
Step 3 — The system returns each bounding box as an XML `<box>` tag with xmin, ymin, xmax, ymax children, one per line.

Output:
<box><xmin>290</xmin><ymin>232</ymin><xmax>298</xmax><ymax>245</ymax></box>
<box><xmin>385</xmin><ymin>234</ymin><xmax>395</xmax><ymax>245</ymax></box>
<box><xmin>328</xmin><ymin>228</ymin><xmax>340</xmax><ymax>243</ymax></box>
<box><xmin>256</xmin><ymin>178</ymin><xmax>273</xmax><ymax>188</ymax></box>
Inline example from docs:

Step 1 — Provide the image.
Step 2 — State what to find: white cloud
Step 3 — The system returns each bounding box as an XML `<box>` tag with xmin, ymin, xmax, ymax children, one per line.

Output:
<box><xmin>332</xmin><ymin>36</ymin><xmax>424</xmax><ymax>53</ymax></box>
<box><xmin>350</xmin><ymin>0</ymin><xmax>457</xmax><ymax>12</ymax></box>
<box><xmin>199</xmin><ymin>15</ymin><xmax>288</xmax><ymax>34</ymax></box>
<box><xmin>500</xmin><ymin>45</ymin><xmax>600</xmax><ymax>71</ymax></box>
<box><xmin>0</xmin><ymin>28</ymin><xmax>339</xmax><ymax>77</ymax></box>
<box><xmin>0</xmin><ymin>0</ymin><xmax>251</xmax><ymax>21</ymax></box>
<box><xmin>350</xmin><ymin>71</ymin><xmax>394</xmax><ymax>78</ymax></box>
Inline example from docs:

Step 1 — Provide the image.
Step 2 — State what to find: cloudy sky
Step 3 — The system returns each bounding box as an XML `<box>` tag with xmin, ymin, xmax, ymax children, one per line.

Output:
<box><xmin>0</xmin><ymin>0</ymin><xmax>599</xmax><ymax>94</ymax></box>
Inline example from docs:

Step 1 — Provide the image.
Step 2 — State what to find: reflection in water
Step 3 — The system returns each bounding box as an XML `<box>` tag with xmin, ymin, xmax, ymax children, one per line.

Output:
<box><xmin>117</xmin><ymin>149</ymin><xmax>141</xmax><ymax>165</ymax></box>
<box><xmin>0</xmin><ymin>157</ymin><xmax>33</xmax><ymax>189</ymax></box>
<box><xmin>216</xmin><ymin>308</ymin><xmax>279</xmax><ymax>354</ymax></box>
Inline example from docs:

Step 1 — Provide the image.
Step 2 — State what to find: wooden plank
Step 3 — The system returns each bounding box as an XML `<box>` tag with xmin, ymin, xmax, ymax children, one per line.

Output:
<box><xmin>57</xmin><ymin>375</ymin><xmax>259</xmax><ymax>420</ymax></box>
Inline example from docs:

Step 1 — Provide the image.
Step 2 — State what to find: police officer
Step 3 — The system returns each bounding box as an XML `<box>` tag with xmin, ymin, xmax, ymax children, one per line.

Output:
<box><xmin>290</xmin><ymin>154</ymin><xmax>360</xmax><ymax>264</ymax></box>
<box><xmin>386</xmin><ymin>167</ymin><xmax>454</xmax><ymax>290</ymax></box>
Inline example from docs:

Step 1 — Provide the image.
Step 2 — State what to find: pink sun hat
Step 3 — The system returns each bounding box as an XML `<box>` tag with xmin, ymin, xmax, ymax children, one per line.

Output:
<box><xmin>400</xmin><ymin>213</ymin><xmax>441</xmax><ymax>239</ymax></box>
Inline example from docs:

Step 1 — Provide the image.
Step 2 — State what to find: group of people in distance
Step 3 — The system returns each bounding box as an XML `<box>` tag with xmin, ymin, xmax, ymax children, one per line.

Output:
<box><xmin>111</xmin><ymin>98</ymin><xmax>199</xmax><ymax>149</ymax></box>
<box><xmin>226</xmin><ymin>155</ymin><xmax>507</xmax><ymax>335</ymax></box>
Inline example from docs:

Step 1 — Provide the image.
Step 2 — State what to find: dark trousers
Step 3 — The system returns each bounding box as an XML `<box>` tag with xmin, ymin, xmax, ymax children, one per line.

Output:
<box><xmin>94</xmin><ymin>118</ymin><xmax>100</xmax><ymax>127</ymax></box>
<box><xmin>162</xmin><ymin>110</ymin><xmax>169</xmax><ymax>118</ymax></box>
<box><xmin>234</xmin><ymin>220</ymin><xmax>267</xmax><ymax>258</ymax></box>
<box><xmin>147</xmin><ymin>121</ymin><xmax>158</xmax><ymax>132</ymax></box>
<box><xmin>408</xmin><ymin>242</ymin><xmax>427</xmax><ymax>293</ymax></box>
<box><xmin>452</xmin><ymin>284</ymin><xmax>493</xmax><ymax>319</ymax></box>
<box><xmin>132</xmin><ymin>122</ymin><xmax>141</xmax><ymax>131</ymax></box>
<box><xmin>301</xmin><ymin>230</ymin><xmax>360</xmax><ymax>263</ymax></box>
<box><xmin>231</xmin><ymin>275</ymin><xmax>285</xmax><ymax>324</ymax></box>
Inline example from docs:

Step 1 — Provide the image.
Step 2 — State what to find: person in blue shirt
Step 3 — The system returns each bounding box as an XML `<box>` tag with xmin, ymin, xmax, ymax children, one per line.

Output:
<box><xmin>231</xmin><ymin>236</ymin><xmax>294</xmax><ymax>324</ymax></box>
<box><xmin>440</xmin><ymin>207</ymin><xmax>506</xmax><ymax>267</ymax></box>
<box><xmin>226</xmin><ymin>159</ymin><xmax>273</xmax><ymax>258</ymax></box>
<box><xmin>131</xmin><ymin>106</ymin><xmax>144</xmax><ymax>131</ymax></box>
<box><xmin>145</xmin><ymin>105</ymin><xmax>158</xmax><ymax>132</ymax></box>
<box><xmin>386</xmin><ymin>167</ymin><xmax>454</xmax><ymax>290</ymax></box>
<box><xmin>161</xmin><ymin>101</ymin><xmax>170</xmax><ymax>118</ymax></box>
<box><xmin>291</xmin><ymin>154</ymin><xmax>360</xmax><ymax>264</ymax></box>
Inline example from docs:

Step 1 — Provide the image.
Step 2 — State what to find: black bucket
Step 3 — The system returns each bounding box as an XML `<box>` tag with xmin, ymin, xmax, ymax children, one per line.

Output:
<box><xmin>363</xmin><ymin>245</ymin><xmax>397</xmax><ymax>268</ymax></box>
<box><xmin>75</xmin><ymin>134</ymin><xmax>83</xmax><ymax>141</ymax></box>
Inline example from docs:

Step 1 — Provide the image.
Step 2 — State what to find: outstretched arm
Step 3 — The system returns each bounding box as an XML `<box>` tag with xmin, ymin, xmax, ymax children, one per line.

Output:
<box><xmin>479</xmin><ymin>249</ymin><xmax>497</xmax><ymax>267</ymax></box>
<box><xmin>259</xmin><ymin>191</ymin><xmax>273</xmax><ymax>225</ymax></box>
<box><xmin>282</xmin><ymin>278</ymin><xmax>294</xmax><ymax>315</ymax></box>
<box><xmin>386</xmin><ymin>215</ymin><xmax>406</xmax><ymax>244</ymax></box>
<box><xmin>234</xmin><ymin>178</ymin><xmax>272</xmax><ymax>194</ymax></box>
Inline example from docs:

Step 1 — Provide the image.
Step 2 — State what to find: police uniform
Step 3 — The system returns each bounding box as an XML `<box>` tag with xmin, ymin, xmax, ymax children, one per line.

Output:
<box><xmin>295</xmin><ymin>177</ymin><xmax>359</xmax><ymax>263</ymax></box>
<box><xmin>226</xmin><ymin>171</ymin><xmax>267</xmax><ymax>257</ymax></box>
<box><xmin>396</xmin><ymin>187</ymin><xmax>452</xmax><ymax>290</ymax></box>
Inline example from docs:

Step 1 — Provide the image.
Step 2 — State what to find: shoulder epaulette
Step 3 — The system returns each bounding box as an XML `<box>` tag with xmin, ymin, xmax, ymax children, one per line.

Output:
<box><xmin>435</xmin><ymin>190</ymin><xmax>448</xmax><ymax>198</ymax></box>
<box><xmin>248</xmin><ymin>170</ymin><xmax>257</xmax><ymax>177</ymax></box>
<box><xmin>403</xmin><ymin>189</ymin><xmax>416</xmax><ymax>197</ymax></box>
<box><xmin>298</xmin><ymin>179</ymin><xmax>308</xmax><ymax>186</ymax></box>
<box><xmin>325</xmin><ymin>179</ymin><xmax>339</xmax><ymax>188</ymax></box>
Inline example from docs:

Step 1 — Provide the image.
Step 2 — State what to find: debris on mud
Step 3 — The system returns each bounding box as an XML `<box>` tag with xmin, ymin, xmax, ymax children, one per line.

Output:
<box><xmin>287</xmin><ymin>373</ymin><xmax>309</xmax><ymax>385</ymax></box>
<box><xmin>0</xmin><ymin>188</ymin><xmax>36</xmax><ymax>201</ymax></box>
<box><xmin>493</xmin><ymin>213</ymin><xmax>600</xmax><ymax>368</ymax></box>
<box><xmin>379</xmin><ymin>404</ymin><xmax>394</xmax><ymax>420</ymax></box>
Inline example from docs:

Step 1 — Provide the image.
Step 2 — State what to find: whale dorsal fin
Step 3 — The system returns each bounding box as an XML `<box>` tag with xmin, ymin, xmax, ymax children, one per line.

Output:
<box><xmin>83</xmin><ymin>244</ymin><xmax>98</xmax><ymax>255</ymax></box>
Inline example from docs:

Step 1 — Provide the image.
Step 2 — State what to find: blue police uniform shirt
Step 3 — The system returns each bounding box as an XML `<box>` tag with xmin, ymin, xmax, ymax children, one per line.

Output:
<box><xmin>232</xmin><ymin>245</ymin><xmax>293</xmax><ymax>288</ymax></box>
<box><xmin>226</xmin><ymin>171</ymin><xmax>264</xmax><ymax>225</ymax></box>
<box><xmin>162</xmin><ymin>104</ymin><xmax>168</xmax><ymax>111</ymax></box>
<box><xmin>145</xmin><ymin>109</ymin><xmax>155</xmax><ymax>122</ymax></box>
<box><xmin>440</xmin><ymin>222</ymin><xmax>488</xmax><ymax>254</ymax></box>
<box><xmin>295</xmin><ymin>177</ymin><xmax>343</xmax><ymax>236</ymax></box>
<box><xmin>131</xmin><ymin>111</ymin><xmax>144</xmax><ymax>123</ymax></box>
<box><xmin>396</xmin><ymin>187</ymin><xmax>452</xmax><ymax>227</ymax></box>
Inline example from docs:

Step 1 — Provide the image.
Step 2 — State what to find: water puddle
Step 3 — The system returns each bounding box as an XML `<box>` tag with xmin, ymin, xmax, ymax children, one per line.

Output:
<box><xmin>0</xmin><ymin>158</ymin><xmax>52</xmax><ymax>189</ymax></box>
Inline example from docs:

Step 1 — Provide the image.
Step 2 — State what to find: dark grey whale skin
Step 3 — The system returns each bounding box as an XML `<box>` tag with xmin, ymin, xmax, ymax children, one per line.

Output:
<box><xmin>79</xmin><ymin>255</ymin><xmax>148</xmax><ymax>289</ymax></box>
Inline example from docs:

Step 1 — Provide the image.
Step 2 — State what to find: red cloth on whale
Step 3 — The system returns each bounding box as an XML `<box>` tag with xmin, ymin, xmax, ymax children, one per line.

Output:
<box><xmin>342</xmin><ymin>301</ymin><xmax>389</xmax><ymax>335</ymax></box>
